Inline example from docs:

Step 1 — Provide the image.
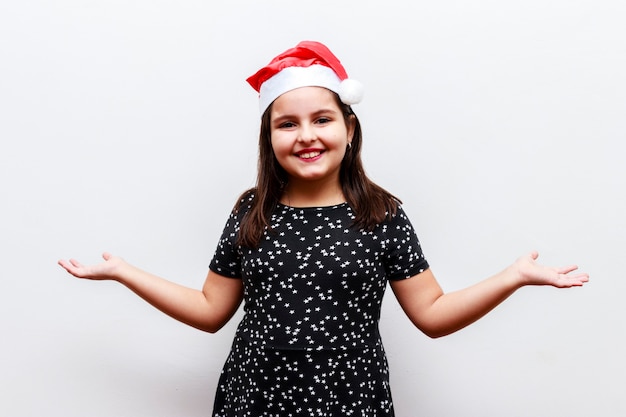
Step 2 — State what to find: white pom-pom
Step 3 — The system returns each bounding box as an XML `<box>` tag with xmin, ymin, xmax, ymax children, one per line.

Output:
<box><xmin>338</xmin><ymin>79</ymin><xmax>364</xmax><ymax>105</ymax></box>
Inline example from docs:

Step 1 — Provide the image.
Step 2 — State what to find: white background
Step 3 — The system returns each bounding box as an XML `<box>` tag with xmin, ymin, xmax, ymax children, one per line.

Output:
<box><xmin>1</xmin><ymin>1</ymin><xmax>624</xmax><ymax>416</ymax></box>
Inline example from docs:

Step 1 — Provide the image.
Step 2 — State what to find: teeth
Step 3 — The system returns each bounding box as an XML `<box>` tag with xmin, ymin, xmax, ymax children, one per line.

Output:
<box><xmin>299</xmin><ymin>151</ymin><xmax>321</xmax><ymax>159</ymax></box>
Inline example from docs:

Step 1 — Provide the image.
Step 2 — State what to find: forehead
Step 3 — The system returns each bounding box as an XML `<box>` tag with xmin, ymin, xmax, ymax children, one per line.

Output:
<box><xmin>270</xmin><ymin>86</ymin><xmax>340</xmax><ymax>117</ymax></box>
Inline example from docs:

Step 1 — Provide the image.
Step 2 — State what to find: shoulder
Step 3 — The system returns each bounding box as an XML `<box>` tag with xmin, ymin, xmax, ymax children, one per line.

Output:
<box><xmin>233</xmin><ymin>188</ymin><xmax>257</xmax><ymax>214</ymax></box>
<box><xmin>385</xmin><ymin>199</ymin><xmax>408</xmax><ymax>221</ymax></box>
<box><xmin>217</xmin><ymin>189</ymin><xmax>256</xmax><ymax>229</ymax></box>
<box><xmin>393</xmin><ymin>201</ymin><xmax>408</xmax><ymax>217</ymax></box>
<box><xmin>379</xmin><ymin>201</ymin><xmax>418</xmax><ymax>234</ymax></box>
<box><xmin>235</xmin><ymin>188</ymin><xmax>256</xmax><ymax>207</ymax></box>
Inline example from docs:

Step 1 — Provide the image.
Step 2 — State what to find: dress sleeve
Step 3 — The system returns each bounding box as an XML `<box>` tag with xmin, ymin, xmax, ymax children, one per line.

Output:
<box><xmin>383</xmin><ymin>205</ymin><xmax>429</xmax><ymax>281</ymax></box>
<box><xmin>209</xmin><ymin>193</ymin><xmax>254</xmax><ymax>278</ymax></box>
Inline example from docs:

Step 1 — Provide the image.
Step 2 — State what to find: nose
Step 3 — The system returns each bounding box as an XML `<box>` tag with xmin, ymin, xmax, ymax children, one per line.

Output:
<box><xmin>297</xmin><ymin>123</ymin><xmax>316</xmax><ymax>143</ymax></box>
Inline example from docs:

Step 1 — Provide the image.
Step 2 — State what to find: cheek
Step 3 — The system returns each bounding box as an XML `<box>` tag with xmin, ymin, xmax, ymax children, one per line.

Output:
<box><xmin>270</xmin><ymin>134</ymin><xmax>291</xmax><ymax>159</ymax></box>
<box><xmin>271</xmin><ymin>139</ymin><xmax>285</xmax><ymax>160</ymax></box>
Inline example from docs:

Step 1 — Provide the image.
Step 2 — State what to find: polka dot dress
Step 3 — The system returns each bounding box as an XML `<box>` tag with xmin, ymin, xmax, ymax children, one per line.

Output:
<box><xmin>209</xmin><ymin>196</ymin><xmax>428</xmax><ymax>417</ymax></box>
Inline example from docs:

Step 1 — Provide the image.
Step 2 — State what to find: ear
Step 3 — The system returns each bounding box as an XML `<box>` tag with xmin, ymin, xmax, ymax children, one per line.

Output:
<box><xmin>346</xmin><ymin>114</ymin><xmax>356</xmax><ymax>145</ymax></box>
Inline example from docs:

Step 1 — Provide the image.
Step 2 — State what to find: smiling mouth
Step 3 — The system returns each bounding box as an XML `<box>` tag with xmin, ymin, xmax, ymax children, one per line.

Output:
<box><xmin>297</xmin><ymin>151</ymin><xmax>324</xmax><ymax>159</ymax></box>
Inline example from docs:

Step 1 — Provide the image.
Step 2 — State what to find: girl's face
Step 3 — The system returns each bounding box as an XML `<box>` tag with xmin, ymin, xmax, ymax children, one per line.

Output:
<box><xmin>270</xmin><ymin>87</ymin><xmax>355</xmax><ymax>188</ymax></box>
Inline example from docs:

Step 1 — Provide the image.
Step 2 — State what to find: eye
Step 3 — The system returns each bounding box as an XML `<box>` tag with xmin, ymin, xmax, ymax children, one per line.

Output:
<box><xmin>277</xmin><ymin>121</ymin><xmax>296</xmax><ymax>129</ymax></box>
<box><xmin>315</xmin><ymin>117</ymin><xmax>331</xmax><ymax>125</ymax></box>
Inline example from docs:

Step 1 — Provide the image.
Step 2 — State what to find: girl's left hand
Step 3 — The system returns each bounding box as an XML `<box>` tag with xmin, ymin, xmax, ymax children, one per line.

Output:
<box><xmin>514</xmin><ymin>251</ymin><xmax>589</xmax><ymax>288</ymax></box>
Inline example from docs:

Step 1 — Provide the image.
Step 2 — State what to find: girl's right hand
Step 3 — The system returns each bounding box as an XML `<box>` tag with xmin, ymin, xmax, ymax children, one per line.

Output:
<box><xmin>58</xmin><ymin>252</ymin><xmax>244</xmax><ymax>332</ymax></box>
<box><xmin>58</xmin><ymin>252</ymin><xmax>125</xmax><ymax>281</ymax></box>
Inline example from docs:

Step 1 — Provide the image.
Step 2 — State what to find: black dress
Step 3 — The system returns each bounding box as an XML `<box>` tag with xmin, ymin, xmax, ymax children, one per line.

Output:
<box><xmin>209</xmin><ymin>196</ymin><xmax>429</xmax><ymax>417</ymax></box>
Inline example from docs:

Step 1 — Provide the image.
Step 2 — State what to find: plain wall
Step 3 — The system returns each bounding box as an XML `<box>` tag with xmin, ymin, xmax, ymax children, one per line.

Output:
<box><xmin>1</xmin><ymin>1</ymin><xmax>624</xmax><ymax>416</ymax></box>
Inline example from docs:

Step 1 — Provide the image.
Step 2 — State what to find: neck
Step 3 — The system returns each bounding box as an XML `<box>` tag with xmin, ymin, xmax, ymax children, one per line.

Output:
<box><xmin>281</xmin><ymin>178</ymin><xmax>345</xmax><ymax>208</ymax></box>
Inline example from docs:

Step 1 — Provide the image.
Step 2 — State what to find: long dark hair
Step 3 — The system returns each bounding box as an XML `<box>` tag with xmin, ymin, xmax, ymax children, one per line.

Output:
<box><xmin>236</xmin><ymin>91</ymin><xmax>400</xmax><ymax>248</ymax></box>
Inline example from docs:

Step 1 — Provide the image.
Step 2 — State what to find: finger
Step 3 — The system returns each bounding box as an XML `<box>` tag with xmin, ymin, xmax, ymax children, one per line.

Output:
<box><xmin>565</xmin><ymin>279</ymin><xmax>586</xmax><ymax>287</ymax></box>
<box><xmin>58</xmin><ymin>259</ymin><xmax>85</xmax><ymax>277</ymax></box>
<box><xmin>559</xmin><ymin>282</ymin><xmax>584</xmax><ymax>288</ymax></box>
<box><xmin>102</xmin><ymin>252</ymin><xmax>112</xmax><ymax>261</ymax></box>
<box><xmin>69</xmin><ymin>258</ymin><xmax>83</xmax><ymax>268</ymax></box>
<box><xmin>569</xmin><ymin>272</ymin><xmax>589</xmax><ymax>282</ymax></box>
<box><xmin>557</xmin><ymin>264</ymin><xmax>579</xmax><ymax>275</ymax></box>
<box><xmin>57</xmin><ymin>259</ymin><xmax>71</xmax><ymax>271</ymax></box>
<box><xmin>558</xmin><ymin>273</ymin><xmax>589</xmax><ymax>287</ymax></box>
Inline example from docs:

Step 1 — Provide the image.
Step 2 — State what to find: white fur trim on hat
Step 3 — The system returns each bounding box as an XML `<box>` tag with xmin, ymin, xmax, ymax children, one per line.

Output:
<box><xmin>259</xmin><ymin>65</ymin><xmax>363</xmax><ymax>114</ymax></box>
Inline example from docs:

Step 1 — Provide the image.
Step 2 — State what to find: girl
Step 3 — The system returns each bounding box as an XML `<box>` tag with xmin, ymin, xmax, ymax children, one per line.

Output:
<box><xmin>58</xmin><ymin>41</ymin><xmax>589</xmax><ymax>417</ymax></box>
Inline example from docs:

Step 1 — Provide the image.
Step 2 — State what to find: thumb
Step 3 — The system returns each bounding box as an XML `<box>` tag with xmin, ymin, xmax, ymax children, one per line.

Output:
<box><xmin>102</xmin><ymin>252</ymin><xmax>113</xmax><ymax>261</ymax></box>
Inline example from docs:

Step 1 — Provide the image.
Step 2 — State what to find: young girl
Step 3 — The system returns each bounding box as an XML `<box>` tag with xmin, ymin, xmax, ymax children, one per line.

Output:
<box><xmin>58</xmin><ymin>41</ymin><xmax>589</xmax><ymax>417</ymax></box>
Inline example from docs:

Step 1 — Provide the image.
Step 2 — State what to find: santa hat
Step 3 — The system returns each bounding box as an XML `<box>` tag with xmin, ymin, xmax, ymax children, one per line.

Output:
<box><xmin>246</xmin><ymin>40</ymin><xmax>364</xmax><ymax>115</ymax></box>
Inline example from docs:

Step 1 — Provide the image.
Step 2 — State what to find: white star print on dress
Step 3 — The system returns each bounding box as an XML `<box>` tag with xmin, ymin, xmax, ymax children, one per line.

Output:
<box><xmin>209</xmin><ymin>194</ymin><xmax>428</xmax><ymax>416</ymax></box>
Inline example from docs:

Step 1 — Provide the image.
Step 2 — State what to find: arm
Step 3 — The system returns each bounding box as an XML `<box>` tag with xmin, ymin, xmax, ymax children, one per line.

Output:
<box><xmin>390</xmin><ymin>251</ymin><xmax>588</xmax><ymax>339</ymax></box>
<box><xmin>58</xmin><ymin>252</ymin><xmax>243</xmax><ymax>333</ymax></box>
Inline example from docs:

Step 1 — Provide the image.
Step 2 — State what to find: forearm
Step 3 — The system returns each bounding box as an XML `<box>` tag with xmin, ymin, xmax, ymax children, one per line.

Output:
<box><xmin>423</xmin><ymin>266</ymin><xmax>521</xmax><ymax>338</ymax></box>
<box><xmin>114</xmin><ymin>263</ymin><xmax>215</xmax><ymax>331</ymax></box>
<box><xmin>392</xmin><ymin>252</ymin><xmax>587</xmax><ymax>339</ymax></box>
<box><xmin>391</xmin><ymin>265</ymin><xmax>524</xmax><ymax>339</ymax></box>
<box><xmin>59</xmin><ymin>253</ymin><xmax>244</xmax><ymax>332</ymax></box>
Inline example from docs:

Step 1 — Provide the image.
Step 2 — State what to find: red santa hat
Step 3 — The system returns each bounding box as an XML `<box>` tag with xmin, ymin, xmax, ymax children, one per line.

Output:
<box><xmin>246</xmin><ymin>40</ymin><xmax>364</xmax><ymax>115</ymax></box>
